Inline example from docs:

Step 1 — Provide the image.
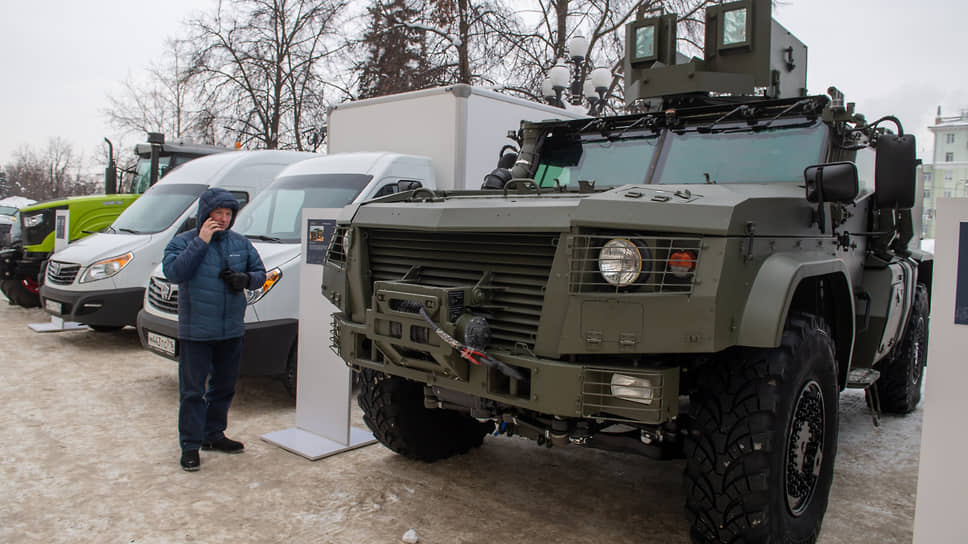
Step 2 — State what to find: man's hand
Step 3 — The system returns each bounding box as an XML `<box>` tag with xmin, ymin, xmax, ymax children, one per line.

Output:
<box><xmin>220</xmin><ymin>268</ymin><xmax>250</xmax><ymax>292</ymax></box>
<box><xmin>199</xmin><ymin>217</ymin><xmax>222</xmax><ymax>243</ymax></box>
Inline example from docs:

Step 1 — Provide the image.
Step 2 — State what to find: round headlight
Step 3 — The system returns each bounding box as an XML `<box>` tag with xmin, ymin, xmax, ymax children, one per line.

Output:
<box><xmin>598</xmin><ymin>238</ymin><xmax>643</xmax><ymax>287</ymax></box>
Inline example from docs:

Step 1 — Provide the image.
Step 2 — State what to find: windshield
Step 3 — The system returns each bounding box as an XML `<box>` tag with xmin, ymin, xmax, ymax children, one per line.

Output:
<box><xmin>112</xmin><ymin>183</ymin><xmax>207</xmax><ymax>234</ymax></box>
<box><xmin>534</xmin><ymin>136</ymin><xmax>660</xmax><ymax>189</ymax></box>
<box><xmin>0</xmin><ymin>206</ymin><xmax>17</xmax><ymax>217</ymax></box>
<box><xmin>235</xmin><ymin>173</ymin><xmax>372</xmax><ymax>243</ymax></box>
<box><xmin>653</xmin><ymin>122</ymin><xmax>826</xmax><ymax>184</ymax></box>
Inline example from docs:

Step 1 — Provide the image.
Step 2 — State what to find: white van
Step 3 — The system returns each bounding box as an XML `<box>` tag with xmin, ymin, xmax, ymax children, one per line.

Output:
<box><xmin>39</xmin><ymin>150</ymin><xmax>315</xmax><ymax>331</ymax></box>
<box><xmin>137</xmin><ymin>152</ymin><xmax>434</xmax><ymax>393</ymax></box>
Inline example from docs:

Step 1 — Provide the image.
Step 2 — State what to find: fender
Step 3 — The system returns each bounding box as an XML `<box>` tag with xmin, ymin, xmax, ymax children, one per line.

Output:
<box><xmin>737</xmin><ymin>252</ymin><xmax>854</xmax><ymax>368</ymax></box>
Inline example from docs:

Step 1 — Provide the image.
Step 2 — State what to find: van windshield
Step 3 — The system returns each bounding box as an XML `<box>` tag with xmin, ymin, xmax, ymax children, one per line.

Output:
<box><xmin>0</xmin><ymin>206</ymin><xmax>17</xmax><ymax>217</ymax></box>
<box><xmin>235</xmin><ymin>173</ymin><xmax>372</xmax><ymax>243</ymax></box>
<box><xmin>112</xmin><ymin>184</ymin><xmax>207</xmax><ymax>234</ymax></box>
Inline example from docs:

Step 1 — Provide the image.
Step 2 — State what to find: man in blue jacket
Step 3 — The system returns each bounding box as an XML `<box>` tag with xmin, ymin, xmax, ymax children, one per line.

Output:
<box><xmin>163</xmin><ymin>187</ymin><xmax>266</xmax><ymax>472</ymax></box>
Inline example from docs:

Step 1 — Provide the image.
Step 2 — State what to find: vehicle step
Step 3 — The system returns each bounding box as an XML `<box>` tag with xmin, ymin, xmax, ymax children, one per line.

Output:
<box><xmin>846</xmin><ymin>368</ymin><xmax>881</xmax><ymax>389</ymax></box>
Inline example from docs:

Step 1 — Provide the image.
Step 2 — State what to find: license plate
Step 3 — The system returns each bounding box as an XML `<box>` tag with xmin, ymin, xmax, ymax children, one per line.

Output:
<box><xmin>147</xmin><ymin>331</ymin><xmax>176</xmax><ymax>356</ymax></box>
<box><xmin>44</xmin><ymin>299</ymin><xmax>62</xmax><ymax>315</ymax></box>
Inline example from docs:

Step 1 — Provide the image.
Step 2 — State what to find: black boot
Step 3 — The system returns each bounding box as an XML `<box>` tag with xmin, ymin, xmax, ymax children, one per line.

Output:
<box><xmin>202</xmin><ymin>436</ymin><xmax>244</xmax><ymax>453</ymax></box>
<box><xmin>180</xmin><ymin>449</ymin><xmax>200</xmax><ymax>471</ymax></box>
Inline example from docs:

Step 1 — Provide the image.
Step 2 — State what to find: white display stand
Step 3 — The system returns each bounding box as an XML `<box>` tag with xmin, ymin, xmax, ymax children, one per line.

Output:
<box><xmin>29</xmin><ymin>209</ymin><xmax>87</xmax><ymax>332</ymax></box>
<box><xmin>261</xmin><ymin>209</ymin><xmax>375</xmax><ymax>459</ymax></box>
<box><xmin>913</xmin><ymin>198</ymin><xmax>968</xmax><ymax>542</ymax></box>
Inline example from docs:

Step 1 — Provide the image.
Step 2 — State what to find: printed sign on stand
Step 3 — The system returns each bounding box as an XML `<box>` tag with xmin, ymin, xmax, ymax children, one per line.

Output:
<box><xmin>261</xmin><ymin>209</ymin><xmax>375</xmax><ymax>459</ymax></box>
<box><xmin>29</xmin><ymin>209</ymin><xmax>88</xmax><ymax>332</ymax></box>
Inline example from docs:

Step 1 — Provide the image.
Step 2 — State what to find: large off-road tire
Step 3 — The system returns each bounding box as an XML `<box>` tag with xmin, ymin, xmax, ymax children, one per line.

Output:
<box><xmin>1</xmin><ymin>279</ymin><xmax>40</xmax><ymax>308</ymax></box>
<box><xmin>685</xmin><ymin>313</ymin><xmax>839</xmax><ymax>544</ymax></box>
<box><xmin>875</xmin><ymin>283</ymin><xmax>929</xmax><ymax>414</ymax></box>
<box><xmin>357</xmin><ymin>368</ymin><xmax>491</xmax><ymax>462</ymax></box>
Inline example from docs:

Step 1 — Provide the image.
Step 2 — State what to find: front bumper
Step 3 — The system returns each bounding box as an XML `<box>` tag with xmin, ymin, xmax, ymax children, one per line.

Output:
<box><xmin>138</xmin><ymin>309</ymin><xmax>298</xmax><ymax>376</ymax></box>
<box><xmin>39</xmin><ymin>284</ymin><xmax>144</xmax><ymax>328</ymax></box>
<box><xmin>333</xmin><ymin>313</ymin><xmax>679</xmax><ymax>425</ymax></box>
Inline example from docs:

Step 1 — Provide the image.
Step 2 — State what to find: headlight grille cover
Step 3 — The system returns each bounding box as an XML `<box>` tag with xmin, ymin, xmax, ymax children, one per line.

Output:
<box><xmin>570</xmin><ymin>234</ymin><xmax>702</xmax><ymax>294</ymax></box>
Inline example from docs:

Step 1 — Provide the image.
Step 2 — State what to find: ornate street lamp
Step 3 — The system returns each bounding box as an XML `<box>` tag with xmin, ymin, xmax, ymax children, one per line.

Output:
<box><xmin>542</xmin><ymin>35</ymin><xmax>612</xmax><ymax>115</ymax></box>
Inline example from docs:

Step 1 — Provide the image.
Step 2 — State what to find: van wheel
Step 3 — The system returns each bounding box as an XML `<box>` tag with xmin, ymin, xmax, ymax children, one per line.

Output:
<box><xmin>876</xmin><ymin>283</ymin><xmax>929</xmax><ymax>414</ymax></box>
<box><xmin>357</xmin><ymin>368</ymin><xmax>492</xmax><ymax>462</ymax></box>
<box><xmin>1</xmin><ymin>279</ymin><xmax>40</xmax><ymax>308</ymax></box>
<box><xmin>685</xmin><ymin>312</ymin><xmax>839</xmax><ymax>543</ymax></box>
<box><xmin>283</xmin><ymin>342</ymin><xmax>298</xmax><ymax>398</ymax></box>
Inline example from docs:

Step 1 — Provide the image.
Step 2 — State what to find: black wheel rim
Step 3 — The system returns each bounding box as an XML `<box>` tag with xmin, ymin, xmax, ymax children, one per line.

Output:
<box><xmin>785</xmin><ymin>380</ymin><xmax>825</xmax><ymax>517</ymax></box>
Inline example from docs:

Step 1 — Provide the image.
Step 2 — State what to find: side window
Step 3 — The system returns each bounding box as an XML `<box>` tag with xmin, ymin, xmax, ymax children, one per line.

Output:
<box><xmin>230</xmin><ymin>191</ymin><xmax>250</xmax><ymax>209</ymax></box>
<box><xmin>177</xmin><ymin>216</ymin><xmax>197</xmax><ymax>234</ymax></box>
<box><xmin>373</xmin><ymin>184</ymin><xmax>398</xmax><ymax>198</ymax></box>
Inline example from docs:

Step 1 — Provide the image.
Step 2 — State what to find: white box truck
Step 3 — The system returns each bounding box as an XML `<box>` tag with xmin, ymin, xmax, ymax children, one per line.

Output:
<box><xmin>138</xmin><ymin>85</ymin><xmax>583</xmax><ymax>394</ymax></box>
<box><xmin>38</xmin><ymin>150</ymin><xmax>315</xmax><ymax>331</ymax></box>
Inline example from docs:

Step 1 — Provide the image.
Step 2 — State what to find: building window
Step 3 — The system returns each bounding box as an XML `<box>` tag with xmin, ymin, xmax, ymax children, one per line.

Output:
<box><xmin>947</xmin><ymin>133</ymin><xmax>956</xmax><ymax>144</ymax></box>
<box><xmin>946</xmin><ymin>172</ymin><xmax>953</xmax><ymax>181</ymax></box>
<box><xmin>946</xmin><ymin>152</ymin><xmax>955</xmax><ymax>162</ymax></box>
<box><xmin>924</xmin><ymin>189</ymin><xmax>931</xmax><ymax>198</ymax></box>
<box><xmin>945</xmin><ymin>190</ymin><xmax>953</xmax><ymax>198</ymax></box>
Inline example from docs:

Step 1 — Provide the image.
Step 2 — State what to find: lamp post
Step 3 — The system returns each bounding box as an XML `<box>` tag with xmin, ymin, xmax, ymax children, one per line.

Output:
<box><xmin>542</xmin><ymin>35</ymin><xmax>612</xmax><ymax>115</ymax></box>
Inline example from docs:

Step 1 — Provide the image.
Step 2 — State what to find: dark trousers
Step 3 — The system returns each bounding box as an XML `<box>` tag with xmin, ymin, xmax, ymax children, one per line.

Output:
<box><xmin>178</xmin><ymin>337</ymin><xmax>243</xmax><ymax>451</ymax></box>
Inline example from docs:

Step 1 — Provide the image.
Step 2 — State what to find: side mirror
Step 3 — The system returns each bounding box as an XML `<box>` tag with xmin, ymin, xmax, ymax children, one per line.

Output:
<box><xmin>804</xmin><ymin>162</ymin><xmax>858</xmax><ymax>234</ymax></box>
<box><xmin>397</xmin><ymin>180</ymin><xmax>422</xmax><ymax>192</ymax></box>
<box><xmin>804</xmin><ymin>162</ymin><xmax>859</xmax><ymax>204</ymax></box>
<box><xmin>874</xmin><ymin>133</ymin><xmax>917</xmax><ymax>210</ymax></box>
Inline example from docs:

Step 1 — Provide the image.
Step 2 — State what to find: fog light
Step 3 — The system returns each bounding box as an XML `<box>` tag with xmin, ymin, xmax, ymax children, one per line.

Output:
<box><xmin>610</xmin><ymin>374</ymin><xmax>654</xmax><ymax>405</ymax></box>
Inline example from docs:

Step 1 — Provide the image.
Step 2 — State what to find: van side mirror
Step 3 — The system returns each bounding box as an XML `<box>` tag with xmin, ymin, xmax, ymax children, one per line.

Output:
<box><xmin>397</xmin><ymin>180</ymin><xmax>422</xmax><ymax>192</ymax></box>
<box><xmin>804</xmin><ymin>162</ymin><xmax>858</xmax><ymax>234</ymax></box>
<box><xmin>874</xmin><ymin>133</ymin><xmax>917</xmax><ymax>210</ymax></box>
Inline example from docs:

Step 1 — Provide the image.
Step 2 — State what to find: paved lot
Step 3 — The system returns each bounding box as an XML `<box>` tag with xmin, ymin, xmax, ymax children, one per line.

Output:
<box><xmin>0</xmin><ymin>299</ymin><xmax>921</xmax><ymax>543</ymax></box>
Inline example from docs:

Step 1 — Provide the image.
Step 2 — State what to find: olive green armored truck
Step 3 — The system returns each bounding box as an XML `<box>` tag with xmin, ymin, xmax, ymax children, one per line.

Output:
<box><xmin>321</xmin><ymin>1</ymin><xmax>930</xmax><ymax>542</ymax></box>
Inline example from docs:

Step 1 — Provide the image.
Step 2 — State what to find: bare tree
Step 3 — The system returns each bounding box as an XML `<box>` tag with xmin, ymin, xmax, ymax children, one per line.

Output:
<box><xmin>494</xmin><ymin>0</ymin><xmax>713</xmax><ymax>112</ymax></box>
<box><xmin>104</xmin><ymin>39</ymin><xmax>199</xmax><ymax>143</ymax></box>
<box><xmin>185</xmin><ymin>0</ymin><xmax>348</xmax><ymax>150</ymax></box>
<box><xmin>3</xmin><ymin>140</ymin><xmax>99</xmax><ymax>200</ymax></box>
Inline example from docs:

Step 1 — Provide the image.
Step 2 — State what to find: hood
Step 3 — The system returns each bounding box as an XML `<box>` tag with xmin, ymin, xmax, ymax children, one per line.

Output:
<box><xmin>197</xmin><ymin>187</ymin><xmax>241</xmax><ymax>232</ymax></box>
<box><xmin>348</xmin><ymin>183</ymin><xmax>820</xmax><ymax>237</ymax></box>
<box><xmin>50</xmin><ymin>232</ymin><xmax>153</xmax><ymax>264</ymax></box>
<box><xmin>251</xmin><ymin>241</ymin><xmax>301</xmax><ymax>269</ymax></box>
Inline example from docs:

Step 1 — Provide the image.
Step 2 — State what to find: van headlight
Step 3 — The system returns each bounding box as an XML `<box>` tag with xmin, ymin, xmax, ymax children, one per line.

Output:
<box><xmin>610</xmin><ymin>373</ymin><xmax>654</xmax><ymax>405</ymax></box>
<box><xmin>79</xmin><ymin>252</ymin><xmax>133</xmax><ymax>283</ymax></box>
<box><xmin>23</xmin><ymin>213</ymin><xmax>44</xmax><ymax>228</ymax></box>
<box><xmin>246</xmin><ymin>268</ymin><xmax>282</xmax><ymax>304</ymax></box>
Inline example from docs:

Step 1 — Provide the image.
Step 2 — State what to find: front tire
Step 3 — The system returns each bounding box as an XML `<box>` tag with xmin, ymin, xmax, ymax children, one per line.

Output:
<box><xmin>357</xmin><ymin>368</ymin><xmax>491</xmax><ymax>462</ymax></box>
<box><xmin>875</xmin><ymin>283</ymin><xmax>929</xmax><ymax>414</ymax></box>
<box><xmin>685</xmin><ymin>312</ymin><xmax>839</xmax><ymax>543</ymax></box>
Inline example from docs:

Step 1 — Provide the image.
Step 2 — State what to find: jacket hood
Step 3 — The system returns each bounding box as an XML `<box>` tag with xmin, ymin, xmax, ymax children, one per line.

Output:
<box><xmin>197</xmin><ymin>187</ymin><xmax>240</xmax><ymax>232</ymax></box>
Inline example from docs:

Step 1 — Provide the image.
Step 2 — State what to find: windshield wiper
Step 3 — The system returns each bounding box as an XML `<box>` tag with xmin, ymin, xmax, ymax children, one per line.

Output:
<box><xmin>116</xmin><ymin>227</ymin><xmax>143</xmax><ymax>234</ymax></box>
<box><xmin>246</xmin><ymin>234</ymin><xmax>282</xmax><ymax>243</ymax></box>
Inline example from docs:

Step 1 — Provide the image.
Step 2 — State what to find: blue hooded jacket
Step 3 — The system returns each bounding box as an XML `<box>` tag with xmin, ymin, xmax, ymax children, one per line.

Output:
<box><xmin>163</xmin><ymin>187</ymin><xmax>266</xmax><ymax>341</ymax></box>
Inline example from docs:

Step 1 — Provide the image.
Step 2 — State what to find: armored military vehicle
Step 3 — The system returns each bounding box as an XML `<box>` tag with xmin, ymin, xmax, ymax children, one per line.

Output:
<box><xmin>321</xmin><ymin>1</ymin><xmax>930</xmax><ymax>542</ymax></box>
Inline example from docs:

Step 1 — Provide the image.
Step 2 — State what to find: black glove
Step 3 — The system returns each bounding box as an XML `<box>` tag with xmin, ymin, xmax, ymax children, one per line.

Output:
<box><xmin>219</xmin><ymin>268</ymin><xmax>250</xmax><ymax>292</ymax></box>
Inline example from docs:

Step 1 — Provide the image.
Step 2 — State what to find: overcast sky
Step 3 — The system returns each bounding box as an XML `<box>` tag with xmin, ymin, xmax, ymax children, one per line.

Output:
<box><xmin>1</xmin><ymin>0</ymin><xmax>964</xmax><ymax>171</ymax></box>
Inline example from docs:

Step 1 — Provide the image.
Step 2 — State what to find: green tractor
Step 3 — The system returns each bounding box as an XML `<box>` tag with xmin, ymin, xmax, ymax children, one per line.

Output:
<box><xmin>322</xmin><ymin>1</ymin><xmax>929</xmax><ymax>542</ymax></box>
<box><xmin>0</xmin><ymin>133</ymin><xmax>229</xmax><ymax>307</ymax></box>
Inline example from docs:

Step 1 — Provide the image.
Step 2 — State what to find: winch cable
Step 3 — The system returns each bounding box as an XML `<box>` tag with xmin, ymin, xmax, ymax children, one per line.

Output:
<box><xmin>395</xmin><ymin>300</ymin><xmax>525</xmax><ymax>381</ymax></box>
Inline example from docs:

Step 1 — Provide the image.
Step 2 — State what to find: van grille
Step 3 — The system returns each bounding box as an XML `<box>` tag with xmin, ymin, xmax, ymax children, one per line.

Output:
<box><xmin>147</xmin><ymin>277</ymin><xmax>178</xmax><ymax>314</ymax></box>
<box><xmin>46</xmin><ymin>260</ymin><xmax>81</xmax><ymax>285</ymax></box>
<box><xmin>365</xmin><ymin>229</ymin><xmax>558</xmax><ymax>348</ymax></box>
